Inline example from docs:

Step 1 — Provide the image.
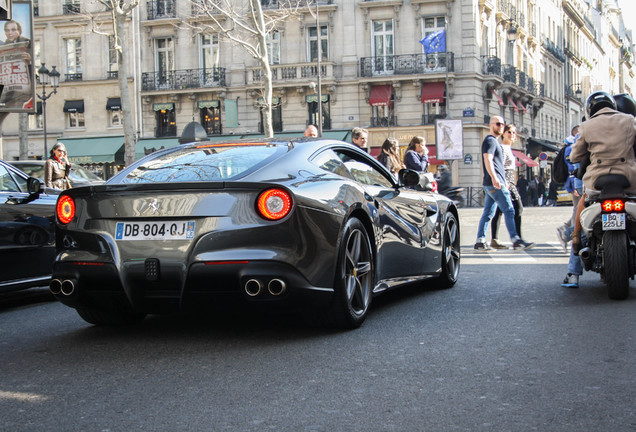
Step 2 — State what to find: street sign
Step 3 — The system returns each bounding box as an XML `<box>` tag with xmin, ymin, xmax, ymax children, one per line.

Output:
<box><xmin>539</xmin><ymin>152</ymin><xmax>548</xmax><ymax>161</ymax></box>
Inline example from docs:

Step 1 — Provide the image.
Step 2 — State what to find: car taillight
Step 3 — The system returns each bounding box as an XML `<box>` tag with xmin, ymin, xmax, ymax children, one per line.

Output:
<box><xmin>256</xmin><ymin>188</ymin><xmax>292</xmax><ymax>220</ymax></box>
<box><xmin>57</xmin><ymin>195</ymin><xmax>75</xmax><ymax>224</ymax></box>
<box><xmin>602</xmin><ymin>199</ymin><xmax>625</xmax><ymax>212</ymax></box>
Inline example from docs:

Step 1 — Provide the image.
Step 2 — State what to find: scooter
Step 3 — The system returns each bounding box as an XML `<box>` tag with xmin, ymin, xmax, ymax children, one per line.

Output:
<box><xmin>438</xmin><ymin>186</ymin><xmax>465</xmax><ymax>208</ymax></box>
<box><xmin>578</xmin><ymin>174</ymin><xmax>636</xmax><ymax>300</ymax></box>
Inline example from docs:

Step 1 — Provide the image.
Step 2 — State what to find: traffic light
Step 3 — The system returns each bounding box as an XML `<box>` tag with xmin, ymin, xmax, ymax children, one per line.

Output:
<box><xmin>0</xmin><ymin>0</ymin><xmax>11</xmax><ymax>20</ymax></box>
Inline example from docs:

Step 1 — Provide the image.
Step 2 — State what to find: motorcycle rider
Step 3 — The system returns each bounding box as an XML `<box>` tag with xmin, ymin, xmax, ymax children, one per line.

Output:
<box><xmin>436</xmin><ymin>164</ymin><xmax>452</xmax><ymax>194</ymax></box>
<box><xmin>570</xmin><ymin>91</ymin><xmax>636</xmax><ymax>254</ymax></box>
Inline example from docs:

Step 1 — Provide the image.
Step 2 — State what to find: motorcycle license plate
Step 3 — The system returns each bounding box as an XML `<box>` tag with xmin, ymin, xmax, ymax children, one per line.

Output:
<box><xmin>602</xmin><ymin>213</ymin><xmax>626</xmax><ymax>230</ymax></box>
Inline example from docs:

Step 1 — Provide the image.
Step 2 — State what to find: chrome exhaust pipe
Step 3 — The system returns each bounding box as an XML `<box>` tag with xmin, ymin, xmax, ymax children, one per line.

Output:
<box><xmin>244</xmin><ymin>279</ymin><xmax>262</xmax><ymax>297</ymax></box>
<box><xmin>61</xmin><ymin>279</ymin><xmax>76</xmax><ymax>296</ymax></box>
<box><xmin>579</xmin><ymin>247</ymin><xmax>593</xmax><ymax>271</ymax></box>
<box><xmin>50</xmin><ymin>279</ymin><xmax>62</xmax><ymax>295</ymax></box>
<box><xmin>267</xmin><ymin>279</ymin><xmax>287</xmax><ymax>296</ymax></box>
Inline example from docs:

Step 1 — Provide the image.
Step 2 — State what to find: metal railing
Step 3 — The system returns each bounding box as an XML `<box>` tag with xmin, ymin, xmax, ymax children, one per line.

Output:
<box><xmin>147</xmin><ymin>0</ymin><xmax>176</xmax><ymax>20</ymax></box>
<box><xmin>65</xmin><ymin>73</ymin><xmax>83</xmax><ymax>82</ymax></box>
<box><xmin>155</xmin><ymin>125</ymin><xmax>176</xmax><ymax>137</ymax></box>
<box><xmin>359</xmin><ymin>52</ymin><xmax>454</xmax><ymax>77</ymax></box>
<box><xmin>141</xmin><ymin>68</ymin><xmax>226</xmax><ymax>91</ymax></box>
<box><xmin>482</xmin><ymin>56</ymin><xmax>545</xmax><ymax>96</ymax></box>
<box><xmin>370</xmin><ymin>116</ymin><xmax>397</xmax><ymax>127</ymax></box>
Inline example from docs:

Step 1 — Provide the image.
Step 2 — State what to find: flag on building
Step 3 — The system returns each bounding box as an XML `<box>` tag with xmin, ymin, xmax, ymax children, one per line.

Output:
<box><xmin>420</xmin><ymin>30</ymin><xmax>446</xmax><ymax>54</ymax></box>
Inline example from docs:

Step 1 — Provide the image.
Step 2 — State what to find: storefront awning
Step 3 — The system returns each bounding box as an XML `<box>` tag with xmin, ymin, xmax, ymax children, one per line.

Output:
<box><xmin>62</xmin><ymin>136</ymin><xmax>125</xmax><ymax>164</ymax></box>
<box><xmin>63</xmin><ymin>100</ymin><xmax>85</xmax><ymax>113</ymax></box>
<box><xmin>491</xmin><ymin>88</ymin><xmax>505</xmax><ymax>106</ymax></box>
<box><xmin>527</xmin><ymin>138</ymin><xmax>560</xmax><ymax>153</ymax></box>
<box><xmin>106</xmin><ymin>98</ymin><xmax>121</xmax><ymax>111</ymax></box>
<box><xmin>512</xmin><ymin>149</ymin><xmax>539</xmax><ymax>167</ymax></box>
<box><xmin>369</xmin><ymin>84</ymin><xmax>393</xmax><ymax>106</ymax></box>
<box><xmin>420</xmin><ymin>82</ymin><xmax>445</xmax><ymax>104</ymax></box>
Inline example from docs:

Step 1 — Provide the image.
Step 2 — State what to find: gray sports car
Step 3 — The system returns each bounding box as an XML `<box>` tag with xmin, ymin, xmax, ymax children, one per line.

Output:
<box><xmin>51</xmin><ymin>138</ymin><xmax>460</xmax><ymax>328</ymax></box>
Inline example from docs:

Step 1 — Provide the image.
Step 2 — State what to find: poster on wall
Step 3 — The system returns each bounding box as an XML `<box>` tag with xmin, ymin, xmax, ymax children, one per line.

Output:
<box><xmin>0</xmin><ymin>0</ymin><xmax>35</xmax><ymax>113</ymax></box>
<box><xmin>435</xmin><ymin>118</ymin><xmax>463</xmax><ymax>160</ymax></box>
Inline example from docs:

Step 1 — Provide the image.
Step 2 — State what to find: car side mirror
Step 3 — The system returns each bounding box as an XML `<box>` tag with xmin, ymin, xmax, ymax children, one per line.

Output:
<box><xmin>27</xmin><ymin>177</ymin><xmax>42</xmax><ymax>195</ymax></box>
<box><xmin>398</xmin><ymin>169</ymin><xmax>421</xmax><ymax>187</ymax></box>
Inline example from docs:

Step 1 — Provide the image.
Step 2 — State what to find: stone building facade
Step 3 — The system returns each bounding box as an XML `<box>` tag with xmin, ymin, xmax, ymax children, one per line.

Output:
<box><xmin>0</xmin><ymin>0</ymin><xmax>633</xmax><ymax>189</ymax></box>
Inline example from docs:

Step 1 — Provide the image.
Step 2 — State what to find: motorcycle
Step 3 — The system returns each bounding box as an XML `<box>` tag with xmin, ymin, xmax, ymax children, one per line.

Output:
<box><xmin>438</xmin><ymin>186</ymin><xmax>465</xmax><ymax>208</ymax></box>
<box><xmin>578</xmin><ymin>174</ymin><xmax>636</xmax><ymax>300</ymax></box>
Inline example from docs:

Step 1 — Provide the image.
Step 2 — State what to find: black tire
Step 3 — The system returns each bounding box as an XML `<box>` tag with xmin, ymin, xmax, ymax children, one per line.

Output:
<box><xmin>603</xmin><ymin>230</ymin><xmax>630</xmax><ymax>300</ymax></box>
<box><xmin>433</xmin><ymin>212</ymin><xmax>461</xmax><ymax>288</ymax></box>
<box><xmin>323</xmin><ymin>218</ymin><xmax>374</xmax><ymax>329</ymax></box>
<box><xmin>77</xmin><ymin>307</ymin><xmax>146</xmax><ymax>326</ymax></box>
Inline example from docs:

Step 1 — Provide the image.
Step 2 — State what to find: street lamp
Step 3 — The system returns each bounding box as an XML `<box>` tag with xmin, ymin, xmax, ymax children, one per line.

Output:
<box><xmin>565</xmin><ymin>83</ymin><xmax>583</xmax><ymax>136</ymax></box>
<box><xmin>36</xmin><ymin>63</ymin><xmax>60</xmax><ymax>160</ymax></box>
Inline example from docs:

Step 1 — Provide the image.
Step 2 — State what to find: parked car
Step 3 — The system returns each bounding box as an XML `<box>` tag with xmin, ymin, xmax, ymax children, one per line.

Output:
<box><xmin>10</xmin><ymin>160</ymin><xmax>104</xmax><ymax>189</ymax></box>
<box><xmin>0</xmin><ymin>160</ymin><xmax>59</xmax><ymax>292</ymax></box>
<box><xmin>51</xmin><ymin>138</ymin><xmax>461</xmax><ymax>328</ymax></box>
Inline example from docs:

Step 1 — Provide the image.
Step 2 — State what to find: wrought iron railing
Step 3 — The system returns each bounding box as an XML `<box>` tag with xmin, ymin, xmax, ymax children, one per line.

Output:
<box><xmin>65</xmin><ymin>73</ymin><xmax>83</xmax><ymax>82</ymax></box>
<box><xmin>147</xmin><ymin>0</ymin><xmax>176</xmax><ymax>20</ymax></box>
<box><xmin>107</xmin><ymin>71</ymin><xmax>118</xmax><ymax>79</ymax></box>
<box><xmin>421</xmin><ymin>114</ymin><xmax>446</xmax><ymax>125</ymax></box>
<box><xmin>155</xmin><ymin>125</ymin><xmax>176</xmax><ymax>137</ymax></box>
<box><xmin>370</xmin><ymin>116</ymin><xmax>397</xmax><ymax>127</ymax></box>
<box><xmin>141</xmin><ymin>68</ymin><xmax>226</xmax><ymax>91</ymax></box>
<box><xmin>63</xmin><ymin>3</ymin><xmax>80</xmax><ymax>14</ymax></box>
<box><xmin>359</xmin><ymin>52</ymin><xmax>454</xmax><ymax>77</ymax></box>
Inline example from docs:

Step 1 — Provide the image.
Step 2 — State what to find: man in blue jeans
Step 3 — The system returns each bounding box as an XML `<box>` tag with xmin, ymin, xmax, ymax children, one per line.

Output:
<box><xmin>474</xmin><ymin>116</ymin><xmax>535</xmax><ymax>251</ymax></box>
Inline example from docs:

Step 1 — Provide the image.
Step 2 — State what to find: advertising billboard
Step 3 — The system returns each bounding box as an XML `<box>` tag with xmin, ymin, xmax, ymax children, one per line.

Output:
<box><xmin>0</xmin><ymin>0</ymin><xmax>34</xmax><ymax>113</ymax></box>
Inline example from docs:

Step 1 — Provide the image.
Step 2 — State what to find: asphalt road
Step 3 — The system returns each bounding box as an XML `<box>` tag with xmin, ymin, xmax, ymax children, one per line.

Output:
<box><xmin>2</xmin><ymin>206</ymin><xmax>636</xmax><ymax>431</ymax></box>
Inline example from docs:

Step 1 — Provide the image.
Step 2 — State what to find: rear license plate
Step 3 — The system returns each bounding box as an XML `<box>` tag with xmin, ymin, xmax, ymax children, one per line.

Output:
<box><xmin>115</xmin><ymin>221</ymin><xmax>195</xmax><ymax>240</ymax></box>
<box><xmin>602</xmin><ymin>213</ymin><xmax>625</xmax><ymax>230</ymax></box>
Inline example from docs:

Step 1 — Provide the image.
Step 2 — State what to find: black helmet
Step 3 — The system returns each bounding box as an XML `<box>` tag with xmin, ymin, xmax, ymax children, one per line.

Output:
<box><xmin>613</xmin><ymin>93</ymin><xmax>636</xmax><ymax>116</ymax></box>
<box><xmin>586</xmin><ymin>91</ymin><xmax>616</xmax><ymax>118</ymax></box>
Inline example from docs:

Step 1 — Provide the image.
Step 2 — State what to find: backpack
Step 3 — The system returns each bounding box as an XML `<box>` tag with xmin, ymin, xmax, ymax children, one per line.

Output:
<box><xmin>552</xmin><ymin>144</ymin><xmax>570</xmax><ymax>184</ymax></box>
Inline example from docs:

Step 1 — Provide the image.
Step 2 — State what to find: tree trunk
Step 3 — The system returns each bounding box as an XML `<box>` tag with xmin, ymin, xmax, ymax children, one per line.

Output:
<box><xmin>116</xmin><ymin>10</ymin><xmax>136</xmax><ymax>167</ymax></box>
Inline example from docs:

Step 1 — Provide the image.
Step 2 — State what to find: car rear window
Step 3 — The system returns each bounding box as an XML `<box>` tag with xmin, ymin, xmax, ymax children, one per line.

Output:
<box><xmin>117</xmin><ymin>143</ymin><xmax>284</xmax><ymax>183</ymax></box>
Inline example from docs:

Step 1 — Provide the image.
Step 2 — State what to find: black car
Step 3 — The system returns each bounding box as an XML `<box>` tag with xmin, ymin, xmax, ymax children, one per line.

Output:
<box><xmin>51</xmin><ymin>138</ymin><xmax>461</xmax><ymax>328</ymax></box>
<box><xmin>0</xmin><ymin>160</ymin><xmax>59</xmax><ymax>292</ymax></box>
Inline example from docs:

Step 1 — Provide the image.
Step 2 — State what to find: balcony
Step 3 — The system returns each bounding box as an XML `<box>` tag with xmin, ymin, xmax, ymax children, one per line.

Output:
<box><xmin>421</xmin><ymin>113</ymin><xmax>446</xmax><ymax>125</ymax></box>
<box><xmin>63</xmin><ymin>3</ymin><xmax>80</xmax><ymax>14</ymax></box>
<box><xmin>155</xmin><ymin>125</ymin><xmax>177</xmax><ymax>138</ymax></box>
<box><xmin>147</xmin><ymin>0</ymin><xmax>176</xmax><ymax>20</ymax></box>
<box><xmin>141</xmin><ymin>68</ymin><xmax>226</xmax><ymax>91</ymax></box>
<box><xmin>247</xmin><ymin>62</ymin><xmax>335</xmax><ymax>85</ymax></box>
<box><xmin>359</xmin><ymin>52</ymin><xmax>454</xmax><ymax>78</ymax></box>
<box><xmin>482</xmin><ymin>56</ymin><xmax>543</xmax><ymax>96</ymax></box>
<box><xmin>370</xmin><ymin>116</ymin><xmax>397</xmax><ymax>127</ymax></box>
<box><xmin>107</xmin><ymin>71</ymin><xmax>119</xmax><ymax>79</ymax></box>
<box><xmin>65</xmin><ymin>73</ymin><xmax>83</xmax><ymax>82</ymax></box>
